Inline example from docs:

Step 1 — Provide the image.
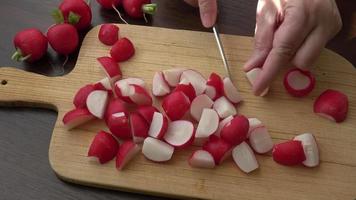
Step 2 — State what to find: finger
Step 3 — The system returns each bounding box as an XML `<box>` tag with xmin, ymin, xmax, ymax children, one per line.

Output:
<box><xmin>184</xmin><ymin>0</ymin><xmax>198</xmax><ymax>7</ymax></box>
<box><xmin>198</xmin><ymin>0</ymin><xmax>217</xmax><ymax>28</ymax></box>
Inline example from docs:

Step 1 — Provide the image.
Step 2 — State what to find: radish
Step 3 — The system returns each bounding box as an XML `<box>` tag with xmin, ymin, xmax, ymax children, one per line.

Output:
<box><xmin>122</xmin><ymin>0</ymin><xmax>157</xmax><ymax>19</ymax></box>
<box><xmin>162</xmin><ymin>91</ymin><xmax>191</xmax><ymax>120</ymax></box>
<box><xmin>173</xmin><ymin>83</ymin><xmax>196</xmax><ymax>101</ymax></box>
<box><xmin>129</xmin><ymin>84</ymin><xmax>152</xmax><ymax>106</ymax></box>
<box><xmin>220</xmin><ymin>115</ymin><xmax>249</xmax><ymax>146</ymax></box>
<box><xmin>142</xmin><ymin>137</ymin><xmax>174</xmax><ymax>162</ymax></box>
<box><xmin>249</xmin><ymin>126</ymin><xmax>273</xmax><ymax>154</ymax></box>
<box><xmin>180</xmin><ymin>70</ymin><xmax>207</xmax><ymax>95</ymax></box>
<box><xmin>293</xmin><ymin>133</ymin><xmax>319</xmax><ymax>167</ymax></box>
<box><xmin>104</xmin><ymin>98</ymin><xmax>128</xmax><ymax>121</ymax></box>
<box><xmin>272</xmin><ymin>140</ymin><xmax>306</xmax><ymax>166</ymax></box>
<box><xmin>283</xmin><ymin>68</ymin><xmax>315</xmax><ymax>97</ymax></box>
<box><xmin>232</xmin><ymin>142</ymin><xmax>259</xmax><ymax>173</ymax></box>
<box><xmin>116</xmin><ymin>140</ymin><xmax>141</xmax><ymax>170</ymax></box>
<box><xmin>162</xmin><ymin>68</ymin><xmax>185</xmax><ymax>87</ymax></box>
<box><xmin>130</xmin><ymin>112</ymin><xmax>149</xmax><ymax>143</ymax></box>
<box><xmin>152</xmin><ymin>71</ymin><xmax>170</xmax><ymax>97</ymax></box>
<box><xmin>205</xmin><ymin>73</ymin><xmax>223</xmax><ymax>100</ymax></box>
<box><xmin>223</xmin><ymin>77</ymin><xmax>242</xmax><ymax>104</ymax></box>
<box><xmin>106</xmin><ymin>112</ymin><xmax>131</xmax><ymax>140</ymax></box>
<box><xmin>57</xmin><ymin>0</ymin><xmax>92</xmax><ymax>30</ymax></box>
<box><xmin>115</xmin><ymin>78</ymin><xmax>146</xmax><ymax>88</ymax></box>
<box><xmin>97</xmin><ymin>57</ymin><xmax>122</xmax><ymax>85</ymax></box>
<box><xmin>94</xmin><ymin>77</ymin><xmax>112</xmax><ymax>91</ymax></box>
<box><xmin>213</xmin><ymin>96</ymin><xmax>237</xmax><ymax>119</ymax></box>
<box><xmin>86</xmin><ymin>90</ymin><xmax>109</xmax><ymax>119</ymax></box>
<box><xmin>190</xmin><ymin>94</ymin><xmax>214</xmax><ymax>121</ymax></box>
<box><xmin>12</xmin><ymin>28</ymin><xmax>48</xmax><ymax>62</ymax></box>
<box><xmin>188</xmin><ymin>150</ymin><xmax>215</xmax><ymax>169</ymax></box>
<box><xmin>62</xmin><ymin>107</ymin><xmax>95</xmax><ymax>130</ymax></box>
<box><xmin>246</xmin><ymin>68</ymin><xmax>269</xmax><ymax>96</ymax></box>
<box><xmin>137</xmin><ymin>105</ymin><xmax>159</xmax><ymax>123</ymax></box>
<box><xmin>202</xmin><ymin>135</ymin><xmax>232</xmax><ymax>165</ymax></box>
<box><xmin>214</xmin><ymin>115</ymin><xmax>234</xmax><ymax>137</ymax></box>
<box><xmin>88</xmin><ymin>131</ymin><xmax>119</xmax><ymax>164</ymax></box>
<box><xmin>98</xmin><ymin>24</ymin><xmax>119</xmax><ymax>46</ymax></box>
<box><xmin>73</xmin><ymin>84</ymin><xmax>96</xmax><ymax>108</ymax></box>
<box><xmin>313</xmin><ymin>89</ymin><xmax>348</xmax><ymax>123</ymax></box>
<box><xmin>96</xmin><ymin>0</ymin><xmax>121</xmax><ymax>9</ymax></box>
<box><xmin>195</xmin><ymin>109</ymin><xmax>219</xmax><ymax>141</ymax></box>
<box><xmin>47</xmin><ymin>23</ymin><xmax>79</xmax><ymax>55</ymax></box>
<box><xmin>247</xmin><ymin>118</ymin><xmax>263</xmax><ymax>137</ymax></box>
<box><xmin>114</xmin><ymin>80</ymin><xmax>134</xmax><ymax>103</ymax></box>
<box><xmin>148</xmin><ymin>112</ymin><xmax>168</xmax><ymax>139</ymax></box>
<box><xmin>110</xmin><ymin>37</ymin><xmax>135</xmax><ymax>62</ymax></box>
<box><xmin>163</xmin><ymin>120</ymin><xmax>195</xmax><ymax>149</ymax></box>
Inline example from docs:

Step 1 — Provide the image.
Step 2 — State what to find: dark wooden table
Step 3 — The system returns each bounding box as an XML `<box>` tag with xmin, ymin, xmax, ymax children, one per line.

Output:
<box><xmin>0</xmin><ymin>0</ymin><xmax>355</xmax><ymax>199</ymax></box>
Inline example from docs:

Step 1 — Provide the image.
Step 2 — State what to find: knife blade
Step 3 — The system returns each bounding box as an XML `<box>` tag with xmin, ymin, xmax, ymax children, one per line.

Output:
<box><xmin>212</xmin><ymin>25</ymin><xmax>232</xmax><ymax>79</ymax></box>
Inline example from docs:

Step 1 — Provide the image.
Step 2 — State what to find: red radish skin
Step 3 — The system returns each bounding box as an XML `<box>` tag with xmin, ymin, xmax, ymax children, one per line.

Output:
<box><xmin>213</xmin><ymin>96</ymin><xmax>237</xmax><ymax>119</ymax></box>
<box><xmin>97</xmin><ymin>0</ymin><xmax>121</xmax><ymax>9</ymax></box>
<box><xmin>283</xmin><ymin>68</ymin><xmax>315</xmax><ymax>97</ymax></box>
<box><xmin>86</xmin><ymin>90</ymin><xmax>109</xmax><ymax>119</ymax></box>
<box><xmin>97</xmin><ymin>56</ymin><xmax>122</xmax><ymax>83</ymax></box>
<box><xmin>163</xmin><ymin>120</ymin><xmax>195</xmax><ymax>149</ymax></box>
<box><xmin>59</xmin><ymin>0</ymin><xmax>92</xmax><ymax>30</ymax></box>
<box><xmin>47</xmin><ymin>23</ymin><xmax>79</xmax><ymax>55</ymax></box>
<box><xmin>214</xmin><ymin>115</ymin><xmax>234</xmax><ymax>137</ymax></box>
<box><xmin>88</xmin><ymin>131</ymin><xmax>119</xmax><ymax>164</ymax></box>
<box><xmin>12</xmin><ymin>28</ymin><xmax>48</xmax><ymax>62</ymax></box>
<box><xmin>130</xmin><ymin>112</ymin><xmax>149</xmax><ymax>143</ymax></box>
<box><xmin>189</xmin><ymin>150</ymin><xmax>215</xmax><ymax>169</ymax></box>
<box><xmin>247</xmin><ymin>118</ymin><xmax>263</xmax><ymax>137</ymax></box>
<box><xmin>223</xmin><ymin>77</ymin><xmax>243</xmax><ymax>104</ymax></box>
<box><xmin>232</xmin><ymin>142</ymin><xmax>259</xmax><ymax>173</ymax></box>
<box><xmin>152</xmin><ymin>71</ymin><xmax>170</xmax><ymax>97</ymax></box>
<box><xmin>272</xmin><ymin>140</ymin><xmax>306</xmax><ymax>166</ymax></box>
<box><xmin>62</xmin><ymin>107</ymin><xmax>94</xmax><ymax>129</ymax></box>
<box><xmin>249</xmin><ymin>126</ymin><xmax>274</xmax><ymax>154</ymax></box>
<box><xmin>314</xmin><ymin>89</ymin><xmax>348</xmax><ymax>123</ymax></box>
<box><xmin>116</xmin><ymin>140</ymin><xmax>141</xmax><ymax>170</ymax></box>
<box><xmin>137</xmin><ymin>105</ymin><xmax>159</xmax><ymax>123</ymax></box>
<box><xmin>195</xmin><ymin>109</ymin><xmax>219</xmax><ymax>141</ymax></box>
<box><xmin>148</xmin><ymin>112</ymin><xmax>168</xmax><ymax>139</ymax></box>
<box><xmin>202</xmin><ymin>135</ymin><xmax>232</xmax><ymax>165</ymax></box>
<box><xmin>173</xmin><ymin>83</ymin><xmax>196</xmax><ymax>102</ymax></box>
<box><xmin>293</xmin><ymin>133</ymin><xmax>320</xmax><ymax>167</ymax></box>
<box><xmin>142</xmin><ymin>137</ymin><xmax>174</xmax><ymax>162</ymax></box>
<box><xmin>220</xmin><ymin>115</ymin><xmax>249</xmax><ymax>146</ymax></box>
<box><xmin>180</xmin><ymin>70</ymin><xmax>207</xmax><ymax>95</ymax></box>
<box><xmin>110</xmin><ymin>37</ymin><xmax>135</xmax><ymax>62</ymax></box>
<box><xmin>104</xmin><ymin>98</ymin><xmax>128</xmax><ymax>121</ymax></box>
<box><xmin>162</xmin><ymin>68</ymin><xmax>185</xmax><ymax>87</ymax></box>
<box><xmin>246</xmin><ymin>68</ymin><xmax>269</xmax><ymax>96</ymax></box>
<box><xmin>129</xmin><ymin>84</ymin><xmax>152</xmax><ymax>106</ymax></box>
<box><xmin>205</xmin><ymin>73</ymin><xmax>224</xmax><ymax>100</ymax></box>
<box><xmin>162</xmin><ymin>91</ymin><xmax>191</xmax><ymax>120</ymax></box>
<box><xmin>107</xmin><ymin>112</ymin><xmax>132</xmax><ymax>140</ymax></box>
<box><xmin>122</xmin><ymin>0</ymin><xmax>156</xmax><ymax>19</ymax></box>
<box><xmin>73</xmin><ymin>84</ymin><xmax>96</xmax><ymax>108</ymax></box>
<box><xmin>190</xmin><ymin>94</ymin><xmax>214</xmax><ymax>121</ymax></box>
<box><xmin>98</xmin><ymin>24</ymin><xmax>119</xmax><ymax>45</ymax></box>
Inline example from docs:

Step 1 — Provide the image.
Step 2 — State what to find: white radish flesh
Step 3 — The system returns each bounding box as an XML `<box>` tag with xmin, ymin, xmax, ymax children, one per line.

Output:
<box><xmin>190</xmin><ymin>94</ymin><xmax>214</xmax><ymax>121</ymax></box>
<box><xmin>223</xmin><ymin>77</ymin><xmax>242</xmax><ymax>104</ymax></box>
<box><xmin>213</xmin><ymin>96</ymin><xmax>236</xmax><ymax>119</ymax></box>
<box><xmin>164</xmin><ymin>120</ymin><xmax>194</xmax><ymax>148</ymax></box>
<box><xmin>189</xmin><ymin>150</ymin><xmax>215</xmax><ymax>169</ymax></box>
<box><xmin>129</xmin><ymin>84</ymin><xmax>152</xmax><ymax>106</ymax></box>
<box><xmin>249</xmin><ymin>126</ymin><xmax>273</xmax><ymax>154</ymax></box>
<box><xmin>142</xmin><ymin>137</ymin><xmax>174</xmax><ymax>162</ymax></box>
<box><xmin>247</xmin><ymin>118</ymin><xmax>263</xmax><ymax>137</ymax></box>
<box><xmin>86</xmin><ymin>90</ymin><xmax>109</xmax><ymax>119</ymax></box>
<box><xmin>293</xmin><ymin>133</ymin><xmax>319</xmax><ymax>167</ymax></box>
<box><xmin>162</xmin><ymin>68</ymin><xmax>185</xmax><ymax>87</ymax></box>
<box><xmin>246</xmin><ymin>68</ymin><xmax>269</xmax><ymax>96</ymax></box>
<box><xmin>148</xmin><ymin>112</ymin><xmax>168</xmax><ymax>139</ymax></box>
<box><xmin>152</xmin><ymin>71</ymin><xmax>170</xmax><ymax>96</ymax></box>
<box><xmin>180</xmin><ymin>70</ymin><xmax>207</xmax><ymax>95</ymax></box>
<box><xmin>232</xmin><ymin>142</ymin><xmax>259</xmax><ymax>173</ymax></box>
<box><xmin>195</xmin><ymin>109</ymin><xmax>219</xmax><ymax>140</ymax></box>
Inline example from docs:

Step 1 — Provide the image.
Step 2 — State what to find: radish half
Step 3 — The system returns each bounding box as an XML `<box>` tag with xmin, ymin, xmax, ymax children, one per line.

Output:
<box><xmin>247</xmin><ymin>118</ymin><xmax>263</xmax><ymax>137</ymax></box>
<box><xmin>73</xmin><ymin>84</ymin><xmax>96</xmax><ymax>108</ymax></box>
<box><xmin>97</xmin><ymin>56</ymin><xmax>122</xmax><ymax>86</ymax></box>
<box><xmin>213</xmin><ymin>96</ymin><xmax>237</xmax><ymax>119</ymax></box>
<box><xmin>148</xmin><ymin>112</ymin><xmax>168</xmax><ymax>139</ymax></box>
<box><xmin>246</xmin><ymin>68</ymin><xmax>269</xmax><ymax>96</ymax></box>
<box><xmin>107</xmin><ymin>112</ymin><xmax>131</xmax><ymax>140</ymax></box>
<box><xmin>202</xmin><ymin>135</ymin><xmax>232</xmax><ymax>165</ymax></box>
<box><xmin>162</xmin><ymin>68</ymin><xmax>185</xmax><ymax>87</ymax></box>
<box><xmin>130</xmin><ymin>112</ymin><xmax>149</xmax><ymax>143</ymax></box>
<box><xmin>63</xmin><ymin>107</ymin><xmax>95</xmax><ymax>130</ymax></box>
<box><xmin>164</xmin><ymin>120</ymin><xmax>195</xmax><ymax>149</ymax></box>
<box><xmin>190</xmin><ymin>94</ymin><xmax>214</xmax><ymax>121</ymax></box>
<box><xmin>88</xmin><ymin>131</ymin><xmax>119</xmax><ymax>164</ymax></box>
<box><xmin>214</xmin><ymin>115</ymin><xmax>234</xmax><ymax>137</ymax></box>
<box><xmin>249</xmin><ymin>126</ymin><xmax>273</xmax><ymax>154</ymax></box>
<box><xmin>293</xmin><ymin>133</ymin><xmax>319</xmax><ymax>167</ymax></box>
<box><xmin>195</xmin><ymin>109</ymin><xmax>219</xmax><ymax>141</ymax></box>
<box><xmin>180</xmin><ymin>69</ymin><xmax>207</xmax><ymax>95</ymax></box>
<box><xmin>129</xmin><ymin>84</ymin><xmax>152</xmax><ymax>106</ymax></box>
<box><xmin>272</xmin><ymin>140</ymin><xmax>306</xmax><ymax>166</ymax></box>
<box><xmin>205</xmin><ymin>72</ymin><xmax>223</xmax><ymax>100</ymax></box>
<box><xmin>223</xmin><ymin>77</ymin><xmax>242</xmax><ymax>104</ymax></box>
<box><xmin>116</xmin><ymin>140</ymin><xmax>141</xmax><ymax>170</ymax></box>
<box><xmin>283</xmin><ymin>68</ymin><xmax>315</xmax><ymax>97</ymax></box>
<box><xmin>232</xmin><ymin>142</ymin><xmax>259</xmax><ymax>173</ymax></box>
<box><xmin>188</xmin><ymin>150</ymin><xmax>215</xmax><ymax>169</ymax></box>
<box><xmin>162</xmin><ymin>91</ymin><xmax>191</xmax><ymax>120</ymax></box>
<box><xmin>86</xmin><ymin>90</ymin><xmax>109</xmax><ymax>119</ymax></box>
<box><xmin>142</xmin><ymin>137</ymin><xmax>174</xmax><ymax>162</ymax></box>
<box><xmin>173</xmin><ymin>83</ymin><xmax>196</xmax><ymax>101</ymax></box>
<box><xmin>220</xmin><ymin>115</ymin><xmax>249</xmax><ymax>146</ymax></box>
<box><xmin>137</xmin><ymin>105</ymin><xmax>159</xmax><ymax>123</ymax></box>
<box><xmin>116</xmin><ymin>78</ymin><xmax>146</xmax><ymax>88</ymax></box>
<box><xmin>152</xmin><ymin>71</ymin><xmax>170</xmax><ymax>97</ymax></box>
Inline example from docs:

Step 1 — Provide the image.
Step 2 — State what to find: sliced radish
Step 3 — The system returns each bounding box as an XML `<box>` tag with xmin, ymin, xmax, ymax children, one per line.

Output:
<box><xmin>283</xmin><ymin>68</ymin><xmax>315</xmax><ymax>97</ymax></box>
<box><xmin>272</xmin><ymin>140</ymin><xmax>306</xmax><ymax>166</ymax></box>
<box><xmin>190</xmin><ymin>94</ymin><xmax>214</xmax><ymax>121</ymax></box>
<box><xmin>214</xmin><ymin>115</ymin><xmax>234</xmax><ymax>137</ymax></box>
<box><xmin>130</xmin><ymin>112</ymin><xmax>149</xmax><ymax>143</ymax></box>
<box><xmin>94</xmin><ymin>77</ymin><xmax>112</xmax><ymax>92</ymax></box>
<box><xmin>313</xmin><ymin>89</ymin><xmax>348</xmax><ymax>123</ymax></box>
<box><xmin>137</xmin><ymin>105</ymin><xmax>159</xmax><ymax>124</ymax></box>
<box><xmin>73</xmin><ymin>84</ymin><xmax>96</xmax><ymax>108</ymax></box>
<box><xmin>116</xmin><ymin>140</ymin><xmax>141</xmax><ymax>170</ymax></box>
<box><xmin>180</xmin><ymin>69</ymin><xmax>206</xmax><ymax>95</ymax></box>
<box><xmin>162</xmin><ymin>68</ymin><xmax>185</xmax><ymax>87</ymax></box>
<box><xmin>232</xmin><ymin>142</ymin><xmax>259</xmax><ymax>173</ymax></box>
<box><xmin>62</xmin><ymin>108</ymin><xmax>95</xmax><ymax>130</ymax></box>
<box><xmin>246</xmin><ymin>68</ymin><xmax>269</xmax><ymax>96</ymax></box>
<box><xmin>195</xmin><ymin>109</ymin><xmax>219</xmax><ymax>140</ymax></box>
<box><xmin>162</xmin><ymin>91</ymin><xmax>191</xmax><ymax>120</ymax></box>
<box><xmin>202</xmin><ymin>135</ymin><xmax>232</xmax><ymax>165</ymax></box>
<box><xmin>249</xmin><ymin>126</ymin><xmax>273</xmax><ymax>154</ymax></box>
<box><xmin>173</xmin><ymin>83</ymin><xmax>196</xmax><ymax>101</ymax></box>
<box><xmin>152</xmin><ymin>71</ymin><xmax>170</xmax><ymax>97</ymax></box>
<box><xmin>293</xmin><ymin>133</ymin><xmax>319</xmax><ymax>167</ymax></box>
<box><xmin>220</xmin><ymin>115</ymin><xmax>249</xmax><ymax>146</ymax></box>
<box><xmin>163</xmin><ymin>120</ymin><xmax>194</xmax><ymax>149</ymax></box>
<box><xmin>142</xmin><ymin>137</ymin><xmax>174</xmax><ymax>162</ymax></box>
<box><xmin>129</xmin><ymin>84</ymin><xmax>152</xmax><ymax>106</ymax></box>
<box><xmin>188</xmin><ymin>150</ymin><xmax>215</xmax><ymax>169</ymax></box>
<box><xmin>223</xmin><ymin>77</ymin><xmax>242</xmax><ymax>104</ymax></box>
<box><xmin>97</xmin><ymin>56</ymin><xmax>122</xmax><ymax>85</ymax></box>
<box><xmin>116</xmin><ymin>78</ymin><xmax>146</xmax><ymax>88</ymax></box>
<box><xmin>88</xmin><ymin>131</ymin><xmax>119</xmax><ymax>164</ymax></box>
<box><xmin>86</xmin><ymin>90</ymin><xmax>109</xmax><ymax>119</ymax></box>
<box><xmin>148</xmin><ymin>112</ymin><xmax>168</xmax><ymax>139</ymax></box>
<box><xmin>114</xmin><ymin>79</ymin><xmax>134</xmax><ymax>103</ymax></box>
<box><xmin>213</xmin><ymin>96</ymin><xmax>237</xmax><ymax>119</ymax></box>
<box><xmin>104</xmin><ymin>98</ymin><xmax>128</xmax><ymax>121</ymax></box>
<box><xmin>107</xmin><ymin>112</ymin><xmax>131</xmax><ymax>140</ymax></box>
<box><xmin>205</xmin><ymin>72</ymin><xmax>223</xmax><ymax>100</ymax></box>
<box><xmin>247</xmin><ymin>118</ymin><xmax>263</xmax><ymax>137</ymax></box>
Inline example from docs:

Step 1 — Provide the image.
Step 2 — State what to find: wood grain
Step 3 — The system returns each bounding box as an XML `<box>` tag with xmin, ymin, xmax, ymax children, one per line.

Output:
<box><xmin>0</xmin><ymin>25</ymin><xmax>355</xmax><ymax>199</ymax></box>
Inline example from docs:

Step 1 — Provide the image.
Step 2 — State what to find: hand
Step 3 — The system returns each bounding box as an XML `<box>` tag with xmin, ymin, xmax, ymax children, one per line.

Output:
<box><xmin>184</xmin><ymin>0</ymin><xmax>217</xmax><ymax>28</ymax></box>
<box><xmin>244</xmin><ymin>0</ymin><xmax>342</xmax><ymax>96</ymax></box>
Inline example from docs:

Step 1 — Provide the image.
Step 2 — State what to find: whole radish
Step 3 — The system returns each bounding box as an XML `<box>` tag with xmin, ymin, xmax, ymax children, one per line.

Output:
<box><xmin>47</xmin><ymin>23</ymin><xmax>79</xmax><ymax>55</ymax></box>
<box><xmin>122</xmin><ymin>0</ymin><xmax>157</xmax><ymax>19</ymax></box>
<box><xmin>12</xmin><ymin>28</ymin><xmax>48</xmax><ymax>62</ymax></box>
<box><xmin>96</xmin><ymin>0</ymin><xmax>121</xmax><ymax>9</ymax></box>
<box><xmin>98</xmin><ymin>24</ymin><xmax>119</xmax><ymax>46</ymax></box>
<box><xmin>56</xmin><ymin>0</ymin><xmax>92</xmax><ymax>30</ymax></box>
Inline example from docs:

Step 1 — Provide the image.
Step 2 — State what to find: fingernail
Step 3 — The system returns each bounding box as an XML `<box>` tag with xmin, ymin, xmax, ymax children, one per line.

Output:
<box><xmin>202</xmin><ymin>13</ymin><xmax>214</xmax><ymax>28</ymax></box>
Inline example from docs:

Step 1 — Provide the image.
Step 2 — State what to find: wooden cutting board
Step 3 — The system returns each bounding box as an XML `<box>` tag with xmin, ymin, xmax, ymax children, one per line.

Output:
<box><xmin>0</xmin><ymin>25</ymin><xmax>355</xmax><ymax>200</ymax></box>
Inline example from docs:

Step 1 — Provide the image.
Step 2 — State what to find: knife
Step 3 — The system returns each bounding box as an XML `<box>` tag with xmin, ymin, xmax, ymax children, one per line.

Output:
<box><xmin>212</xmin><ymin>25</ymin><xmax>232</xmax><ymax>79</ymax></box>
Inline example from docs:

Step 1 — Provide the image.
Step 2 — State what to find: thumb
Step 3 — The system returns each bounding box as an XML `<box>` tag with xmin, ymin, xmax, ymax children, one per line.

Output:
<box><xmin>198</xmin><ymin>0</ymin><xmax>217</xmax><ymax>28</ymax></box>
